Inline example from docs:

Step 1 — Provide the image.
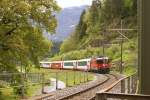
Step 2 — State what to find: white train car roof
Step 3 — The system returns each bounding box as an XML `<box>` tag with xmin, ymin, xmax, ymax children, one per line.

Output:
<box><xmin>40</xmin><ymin>61</ymin><xmax>63</xmax><ymax>64</ymax></box>
<box><xmin>40</xmin><ymin>57</ymin><xmax>109</xmax><ymax>64</ymax></box>
<box><xmin>40</xmin><ymin>61</ymin><xmax>51</xmax><ymax>63</ymax></box>
<box><xmin>51</xmin><ymin>61</ymin><xmax>63</xmax><ymax>63</ymax></box>
<box><xmin>77</xmin><ymin>58</ymin><xmax>91</xmax><ymax>62</ymax></box>
<box><xmin>63</xmin><ymin>60</ymin><xmax>77</xmax><ymax>63</ymax></box>
<box><xmin>96</xmin><ymin>57</ymin><xmax>109</xmax><ymax>60</ymax></box>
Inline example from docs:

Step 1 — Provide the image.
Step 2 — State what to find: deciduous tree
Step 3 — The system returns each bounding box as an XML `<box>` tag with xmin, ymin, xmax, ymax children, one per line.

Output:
<box><xmin>0</xmin><ymin>0</ymin><xmax>60</xmax><ymax>72</ymax></box>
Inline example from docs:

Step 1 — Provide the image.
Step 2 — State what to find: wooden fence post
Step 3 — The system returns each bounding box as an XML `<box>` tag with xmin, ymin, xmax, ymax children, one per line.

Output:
<box><xmin>41</xmin><ymin>73</ymin><xmax>45</xmax><ymax>94</ymax></box>
<box><xmin>121</xmin><ymin>79</ymin><xmax>125</xmax><ymax>93</ymax></box>
<box><xmin>73</xmin><ymin>70</ymin><xmax>76</xmax><ymax>85</ymax></box>
<box><xmin>96</xmin><ymin>93</ymin><xmax>107</xmax><ymax>100</ymax></box>
<box><xmin>79</xmin><ymin>72</ymin><xmax>81</xmax><ymax>83</ymax></box>
<box><xmin>128</xmin><ymin>77</ymin><xmax>131</xmax><ymax>93</ymax></box>
<box><xmin>86</xmin><ymin>70</ymin><xmax>89</xmax><ymax>81</ymax></box>
<box><xmin>21</xmin><ymin>73</ymin><xmax>25</xmax><ymax>98</ymax></box>
<box><xmin>65</xmin><ymin>72</ymin><xmax>68</xmax><ymax>87</ymax></box>
<box><xmin>56</xmin><ymin>72</ymin><xmax>58</xmax><ymax>90</ymax></box>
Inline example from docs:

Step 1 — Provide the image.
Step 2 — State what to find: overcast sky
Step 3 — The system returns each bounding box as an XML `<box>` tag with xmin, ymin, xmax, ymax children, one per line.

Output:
<box><xmin>56</xmin><ymin>0</ymin><xmax>93</xmax><ymax>8</ymax></box>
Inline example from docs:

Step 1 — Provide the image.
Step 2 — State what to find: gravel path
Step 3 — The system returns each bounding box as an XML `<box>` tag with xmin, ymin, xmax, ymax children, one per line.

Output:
<box><xmin>44</xmin><ymin>78</ymin><xmax>66</xmax><ymax>93</ymax></box>
<box><xmin>33</xmin><ymin>78</ymin><xmax>66</xmax><ymax>96</ymax></box>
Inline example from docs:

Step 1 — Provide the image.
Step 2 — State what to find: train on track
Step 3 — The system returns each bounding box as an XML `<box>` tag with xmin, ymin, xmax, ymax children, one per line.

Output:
<box><xmin>40</xmin><ymin>56</ymin><xmax>111</xmax><ymax>73</ymax></box>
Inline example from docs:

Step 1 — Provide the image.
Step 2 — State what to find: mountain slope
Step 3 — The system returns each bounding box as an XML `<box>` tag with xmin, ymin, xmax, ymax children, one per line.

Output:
<box><xmin>44</xmin><ymin>5</ymin><xmax>89</xmax><ymax>41</ymax></box>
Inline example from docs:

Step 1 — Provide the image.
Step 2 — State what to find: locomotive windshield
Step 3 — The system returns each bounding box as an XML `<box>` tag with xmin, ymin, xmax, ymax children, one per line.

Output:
<box><xmin>96</xmin><ymin>59</ymin><xmax>109</xmax><ymax>64</ymax></box>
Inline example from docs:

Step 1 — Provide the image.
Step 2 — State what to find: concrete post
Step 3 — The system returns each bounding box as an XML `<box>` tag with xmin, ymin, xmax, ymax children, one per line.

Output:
<box><xmin>139</xmin><ymin>0</ymin><xmax>150</xmax><ymax>94</ymax></box>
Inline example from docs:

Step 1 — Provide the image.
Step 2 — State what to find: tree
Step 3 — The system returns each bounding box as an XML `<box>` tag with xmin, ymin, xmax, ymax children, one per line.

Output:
<box><xmin>60</xmin><ymin>34</ymin><xmax>77</xmax><ymax>54</ymax></box>
<box><xmin>58</xmin><ymin>0</ymin><xmax>137</xmax><ymax>61</ymax></box>
<box><xmin>76</xmin><ymin>10</ymin><xmax>87</xmax><ymax>40</ymax></box>
<box><xmin>0</xmin><ymin>0</ymin><xmax>60</xmax><ymax>72</ymax></box>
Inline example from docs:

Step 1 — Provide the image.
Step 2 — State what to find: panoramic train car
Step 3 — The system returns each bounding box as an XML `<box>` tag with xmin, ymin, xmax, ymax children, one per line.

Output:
<box><xmin>51</xmin><ymin>61</ymin><xmax>63</xmax><ymax>69</ymax></box>
<box><xmin>40</xmin><ymin>61</ymin><xmax>51</xmax><ymax>68</ymax></box>
<box><xmin>77</xmin><ymin>59</ymin><xmax>91</xmax><ymax>71</ymax></box>
<box><xmin>63</xmin><ymin>60</ymin><xmax>77</xmax><ymax>69</ymax></box>
<box><xmin>90</xmin><ymin>57</ymin><xmax>111</xmax><ymax>73</ymax></box>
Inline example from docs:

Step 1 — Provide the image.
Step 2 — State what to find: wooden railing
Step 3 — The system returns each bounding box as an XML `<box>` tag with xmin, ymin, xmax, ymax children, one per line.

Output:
<box><xmin>95</xmin><ymin>73</ymin><xmax>150</xmax><ymax>100</ymax></box>
<box><xmin>96</xmin><ymin>92</ymin><xmax>150</xmax><ymax>100</ymax></box>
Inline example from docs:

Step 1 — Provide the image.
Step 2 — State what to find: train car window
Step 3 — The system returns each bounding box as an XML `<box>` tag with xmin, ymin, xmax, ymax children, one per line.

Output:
<box><xmin>51</xmin><ymin>63</ymin><xmax>60</xmax><ymax>65</ymax></box>
<box><xmin>96</xmin><ymin>59</ymin><xmax>103</xmax><ymax>64</ymax></box>
<box><xmin>64</xmin><ymin>62</ymin><xmax>74</xmax><ymax>66</ymax></box>
<box><xmin>78</xmin><ymin>61</ymin><xmax>87</xmax><ymax>66</ymax></box>
<box><xmin>104</xmin><ymin>59</ymin><xmax>109</xmax><ymax>64</ymax></box>
<box><xmin>96</xmin><ymin>59</ymin><xmax>110</xmax><ymax>64</ymax></box>
<box><xmin>42</xmin><ymin>63</ymin><xmax>49</xmax><ymax>66</ymax></box>
<box><xmin>108</xmin><ymin>59</ymin><xmax>111</xmax><ymax>63</ymax></box>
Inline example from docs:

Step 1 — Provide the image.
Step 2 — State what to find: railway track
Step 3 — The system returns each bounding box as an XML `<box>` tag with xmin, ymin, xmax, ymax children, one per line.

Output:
<box><xmin>58</xmin><ymin>74</ymin><xmax>119</xmax><ymax>100</ymax></box>
<box><xmin>30</xmin><ymin>73</ymin><xmax>122</xmax><ymax>100</ymax></box>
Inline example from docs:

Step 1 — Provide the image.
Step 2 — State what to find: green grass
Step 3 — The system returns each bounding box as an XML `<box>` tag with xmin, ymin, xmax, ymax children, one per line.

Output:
<box><xmin>123</xmin><ymin>66</ymin><xmax>137</xmax><ymax>76</ymax></box>
<box><xmin>27</xmin><ymin>84</ymin><xmax>42</xmax><ymax>97</ymax></box>
<box><xmin>29</xmin><ymin>68</ymin><xmax>94</xmax><ymax>86</ymax></box>
<box><xmin>25</xmin><ymin>68</ymin><xmax>94</xmax><ymax>97</ymax></box>
<box><xmin>112</xmin><ymin>66</ymin><xmax>137</xmax><ymax>76</ymax></box>
<box><xmin>0</xmin><ymin>88</ymin><xmax>19</xmax><ymax>100</ymax></box>
<box><xmin>56</xmin><ymin>70</ymin><xmax>93</xmax><ymax>86</ymax></box>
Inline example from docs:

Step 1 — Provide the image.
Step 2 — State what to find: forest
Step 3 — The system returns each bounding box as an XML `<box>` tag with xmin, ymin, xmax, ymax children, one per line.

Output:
<box><xmin>51</xmin><ymin>0</ymin><xmax>137</xmax><ymax>74</ymax></box>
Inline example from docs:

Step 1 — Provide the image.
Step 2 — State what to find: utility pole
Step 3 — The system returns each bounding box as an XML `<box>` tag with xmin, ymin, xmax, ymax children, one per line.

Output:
<box><xmin>120</xmin><ymin>20</ymin><xmax>123</xmax><ymax>74</ymax></box>
<box><xmin>108</xmin><ymin>20</ymin><xmax>137</xmax><ymax>74</ymax></box>
<box><xmin>102</xmin><ymin>32</ymin><xmax>105</xmax><ymax>56</ymax></box>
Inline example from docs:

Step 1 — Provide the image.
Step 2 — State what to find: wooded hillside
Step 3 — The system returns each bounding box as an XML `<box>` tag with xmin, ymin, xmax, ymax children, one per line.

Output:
<box><xmin>52</xmin><ymin>0</ymin><xmax>137</xmax><ymax>73</ymax></box>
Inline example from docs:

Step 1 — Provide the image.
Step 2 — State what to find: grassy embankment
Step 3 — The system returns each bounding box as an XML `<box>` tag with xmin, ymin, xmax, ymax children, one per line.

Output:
<box><xmin>50</xmin><ymin>38</ymin><xmax>137</xmax><ymax>76</ymax></box>
<box><xmin>1</xmin><ymin>68</ymin><xmax>94</xmax><ymax>99</ymax></box>
<box><xmin>28</xmin><ymin>68</ymin><xmax>94</xmax><ymax>97</ymax></box>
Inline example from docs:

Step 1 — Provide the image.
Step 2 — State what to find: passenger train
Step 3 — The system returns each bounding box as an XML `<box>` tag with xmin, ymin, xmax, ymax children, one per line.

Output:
<box><xmin>40</xmin><ymin>56</ymin><xmax>111</xmax><ymax>73</ymax></box>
